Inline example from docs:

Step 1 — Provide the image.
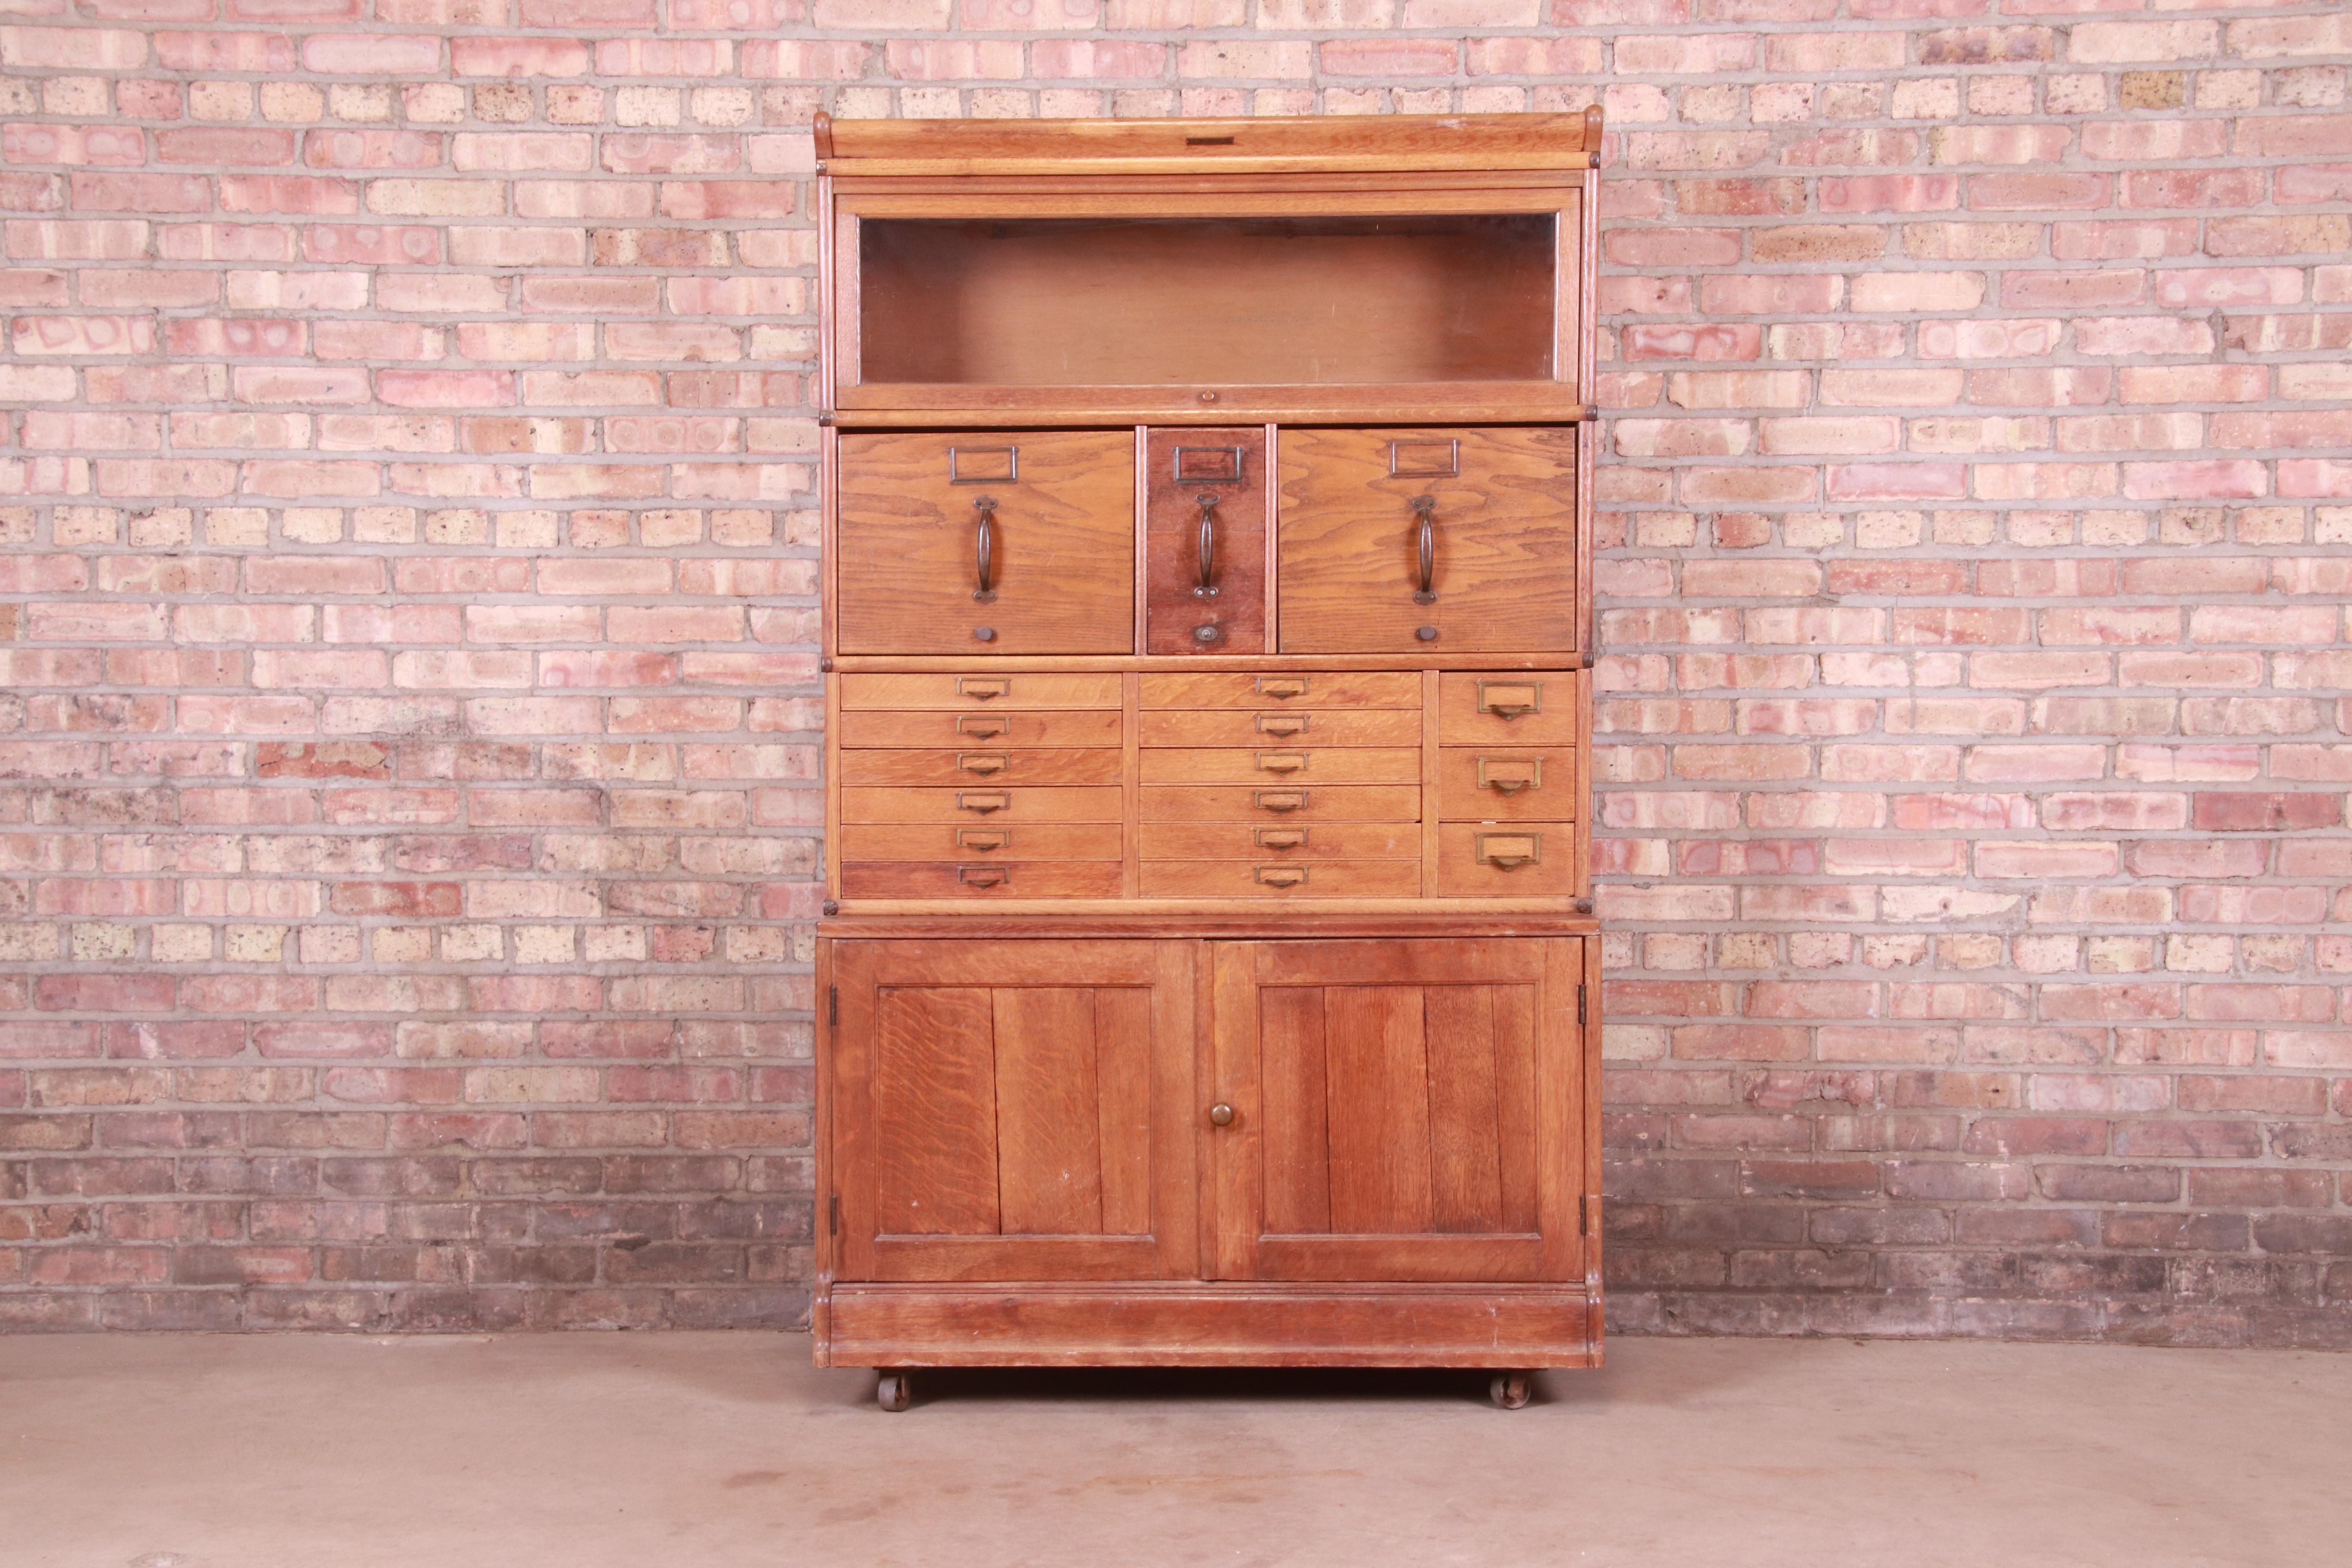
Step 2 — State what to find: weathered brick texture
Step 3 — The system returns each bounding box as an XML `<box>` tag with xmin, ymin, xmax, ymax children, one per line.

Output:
<box><xmin>0</xmin><ymin>2</ymin><xmax>2347</xmax><ymax>1342</ymax></box>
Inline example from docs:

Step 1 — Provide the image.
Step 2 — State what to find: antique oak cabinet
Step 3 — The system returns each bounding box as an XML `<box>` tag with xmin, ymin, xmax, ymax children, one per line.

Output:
<box><xmin>809</xmin><ymin>111</ymin><xmax>1604</xmax><ymax>1410</ymax></box>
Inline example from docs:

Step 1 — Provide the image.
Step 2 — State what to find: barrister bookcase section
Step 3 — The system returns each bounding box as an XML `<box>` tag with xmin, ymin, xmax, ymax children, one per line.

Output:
<box><xmin>813</xmin><ymin>111</ymin><xmax>1606</xmax><ymax>1404</ymax></box>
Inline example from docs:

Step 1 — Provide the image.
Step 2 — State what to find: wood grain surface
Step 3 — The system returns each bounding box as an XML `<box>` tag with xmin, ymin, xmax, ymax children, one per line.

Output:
<box><xmin>836</xmin><ymin>431</ymin><xmax>1135</xmax><ymax>655</ymax></box>
<box><xmin>1277</xmin><ymin>427</ymin><xmax>1579</xmax><ymax>654</ymax></box>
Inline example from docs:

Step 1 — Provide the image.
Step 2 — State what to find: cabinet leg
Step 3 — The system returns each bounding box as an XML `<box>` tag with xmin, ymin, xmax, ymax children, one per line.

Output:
<box><xmin>1488</xmin><ymin>1372</ymin><xmax>1533</xmax><ymax>1410</ymax></box>
<box><xmin>875</xmin><ymin>1371</ymin><xmax>914</xmax><ymax>1412</ymax></box>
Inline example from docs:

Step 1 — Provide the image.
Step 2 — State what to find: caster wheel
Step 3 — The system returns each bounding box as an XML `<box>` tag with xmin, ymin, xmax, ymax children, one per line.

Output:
<box><xmin>876</xmin><ymin>1372</ymin><xmax>913</xmax><ymax>1412</ymax></box>
<box><xmin>1489</xmin><ymin>1373</ymin><xmax>1532</xmax><ymax>1410</ymax></box>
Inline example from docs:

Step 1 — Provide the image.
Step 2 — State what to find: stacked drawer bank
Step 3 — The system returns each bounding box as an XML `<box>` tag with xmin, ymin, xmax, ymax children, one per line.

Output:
<box><xmin>811</xmin><ymin>111</ymin><xmax>1607</xmax><ymax>1407</ymax></box>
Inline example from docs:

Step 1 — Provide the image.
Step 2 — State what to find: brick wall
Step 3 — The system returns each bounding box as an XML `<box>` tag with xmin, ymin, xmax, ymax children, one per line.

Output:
<box><xmin>0</xmin><ymin>2</ymin><xmax>2346</xmax><ymax>1342</ymax></box>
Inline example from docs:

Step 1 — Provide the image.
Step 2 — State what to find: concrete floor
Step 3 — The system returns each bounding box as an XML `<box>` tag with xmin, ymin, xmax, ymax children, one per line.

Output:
<box><xmin>2</xmin><ymin>1334</ymin><xmax>2344</xmax><ymax>1568</ymax></box>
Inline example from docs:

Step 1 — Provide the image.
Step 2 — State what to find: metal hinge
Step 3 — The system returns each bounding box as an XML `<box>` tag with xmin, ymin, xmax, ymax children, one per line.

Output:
<box><xmin>1577</xmin><ymin>983</ymin><xmax>1588</xmax><ymax>1026</ymax></box>
<box><xmin>828</xmin><ymin>1193</ymin><xmax>839</xmax><ymax>1237</ymax></box>
<box><xmin>828</xmin><ymin>985</ymin><xmax>838</xmax><ymax>1029</ymax></box>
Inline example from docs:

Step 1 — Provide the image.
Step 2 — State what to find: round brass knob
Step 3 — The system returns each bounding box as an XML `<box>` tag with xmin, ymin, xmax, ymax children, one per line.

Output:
<box><xmin>1208</xmin><ymin>1103</ymin><xmax>1234</xmax><ymax>1127</ymax></box>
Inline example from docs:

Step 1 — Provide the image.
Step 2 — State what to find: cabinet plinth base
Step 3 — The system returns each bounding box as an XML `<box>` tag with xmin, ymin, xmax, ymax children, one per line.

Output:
<box><xmin>817</xmin><ymin>1283</ymin><xmax>1600</xmax><ymax>1369</ymax></box>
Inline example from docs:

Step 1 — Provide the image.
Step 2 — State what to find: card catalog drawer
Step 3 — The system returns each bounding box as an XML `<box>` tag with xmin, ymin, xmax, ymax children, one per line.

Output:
<box><xmin>839</xmin><ymin>673</ymin><xmax>1121</xmax><ymax>710</ymax></box>
<box><xmin>1138</xmin><ymin>786</ymin><xmax>1420</xmax><ymax>823</ymax></box>
<box><xmin>1435</xmin><ymin>747</ymin><xmax>1581</xmax><ymax>822</ymax></box>
<box><xmin>1137</xmin><ymin>860</ymin><xmax>1421</xmax><ymax>899</ymax></box>
<box><xmin>1137</xmin><ymin>671</ymin><xmax>1420</xmax><ymax>710</ymax></box>
<box><xmin>1136</xmin><ymin>822</ymin><xmax>1421</xmax><ymax>862</ymax></box>
<box><xmin>836</xmin><ymin>708</ymin><xmax>1122</xmax><ymax>750</ymax></box>
<box><xmin>1434</xmin><ymin>824</ymin><xmax>1584</xmax><ymax>898</ymax></box>
<box><xmin>837</xmin><ymin>822</ymin><xmax>1123</xmax><ymax>862</ymax></box>
<box><xmin>1139</xmin><ymin>748</ymin><xmax>1421</xmax><ymax>786</ymax></box>
<box><xmin>840</xmin><ymin>786</ymin><xmax>1124</xmax><ymax>824</ymax></box>
<box><xmin>1437</xmin><ymin>671</ymin><xmax>1581</xmax><ymax>746</ymax></box>
<box><xmin>1138</xmin><ymin>708</ymin><xmax>1419</xmax><ymax>748</ymax></box>
<box><xmin>839</xmin><ymin>861</ymin><xmax>1123</xmax><ymax>898</ymax></box>
<box><xmin>838</xmin><ymin>749</ymin><xmax>1123</xmax><ymax>787</ymax></box>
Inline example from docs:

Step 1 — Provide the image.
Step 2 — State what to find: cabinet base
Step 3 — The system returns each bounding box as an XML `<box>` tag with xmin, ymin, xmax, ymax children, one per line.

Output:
<box><xmin>816</xmin><ymin>1283</ymin><xmax>1601</xmax><ymax>1369</ymax></box>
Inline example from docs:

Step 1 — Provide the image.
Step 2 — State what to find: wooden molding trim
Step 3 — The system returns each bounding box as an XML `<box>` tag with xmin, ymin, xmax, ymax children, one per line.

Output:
<box><xmin>823</xmin><ymin>109</ymin><xmax>1605</xmax><ymax>175</ymax></box>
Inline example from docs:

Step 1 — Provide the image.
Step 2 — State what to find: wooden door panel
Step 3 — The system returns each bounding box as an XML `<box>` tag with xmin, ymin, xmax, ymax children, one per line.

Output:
<box><xmin>832</xmin><ymin>939</ymin><xmax>1196</xmax><ymax>1282</ymax></box>
<box><xmin>1276</xmin><ymin>427</ymin><xmax>1578</xmax><ymax>654</ymax></box>
<box><xmin>836</xmin><ymin>431</ymin><xmax>1136</xmax><ymax>655</ymax></box>
<box><xmin>1210</xmin><ymin>937</ymin><xmax>1582</xmax><ymax>1283</ymax></box>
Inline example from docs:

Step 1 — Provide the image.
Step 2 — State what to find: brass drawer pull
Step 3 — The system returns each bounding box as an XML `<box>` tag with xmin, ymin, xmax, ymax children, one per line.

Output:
<box><xmin>955</xmin><ymin>791</ymin><xmax>1010</xmax><ymax>814</ymax></box>
<box><xmin>956</xmin><ymin>752</ymin><xmax>1009</xmax><ymax>776</ymax></box>
<box><xmin>1254</xmin><ymin>828</ymin><xmax>1308</xmax><ymax>851</ymax></box>
<box><xmin>971</xmin><ymin>494</ymin><xmax>998</xmax><ymax>603</ymax></box>
<box><xmin>1194</xmin><ymin>492</ymin><xmax>1220</xmax><ymax>599</ymax></box>
<box><xmin>955</xmin><ymin>715</ymin><xmax>1009</xmax><ymax>739</ymax></box>
<box><xmin>1254</xmin><ymin>752</ymin><xmax>1308</xmax><ymax>774</ymax></box>
<box><xmin>1476</xmin><ymin>832</ymin><xmax>1542</xmax><ymax>870</ymax></box>
<box><xmin>1254</xmin><ymin>865</ymin><xmax>1308</xmax><ymax>888</ymax></box>
<box><xmin>1255</xmin><ymin>675</ymin><xmax>1309</xmax><ymax>699</ymax></box>
<box><xmin>1252</xmin><ymin>790</ymin><xmax>1308</xmax><ymax>813</ymax></box>
<box><xmin>1477</xmin><ymin>758</ymin><xmax>1543</xmax><ymax>795</ymax></box>
<box><xmin>1410</xmin><ymin>494</ymin><xmax>1437</xmax><ymax>604</ymax></box>
<box><xmin>1255</xmin><ymin>714</ymin><xmax>1308</xmax><ymax>737</ymax></box>
<box><xmin>956</xmin><ymin>677</ymin><xmax>1009</xmax><ymax>701</ymax></box>
<box><xmin>1478</xmin><ymin>680</ymin><xmax>1543</xmax><ymax>720</ymax></box>
<box><xmin>955</xmin><ymin>828</ymin><xmax>1011</xmax><ymax>852</ymax></box>
<box><xmin>956</xmin><ymin>865</ymin><xmax>1010</xmax><ymax>889</ymax></box>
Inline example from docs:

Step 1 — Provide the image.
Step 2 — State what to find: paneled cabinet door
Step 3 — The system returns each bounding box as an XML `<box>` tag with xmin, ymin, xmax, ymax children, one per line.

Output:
<box><xmin>829</xmin><ymin>939</ymin><xmax>1197</xmax><ymax>1281</ymax></box>
<box><xmin>1275</xmin><ymin>427</ymin><xmax>1579</xmax><ymax>653</ymax></box>
<box><xmin>834</xmin><ymin>431</ymin><xmax>1136</xmax><ymax>655</ymax></box>
<box><xmin>1207</xmin><ymin>938</ymin><xmax>1586</xmax><ymax>1282</ymax></box>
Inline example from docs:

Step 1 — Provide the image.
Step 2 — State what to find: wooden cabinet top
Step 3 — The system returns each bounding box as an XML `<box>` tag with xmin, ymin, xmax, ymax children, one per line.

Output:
<box><xmin>815</xmin><ymin>109</ymin><xmax>1605</xmax><ymax>178</ymax></box>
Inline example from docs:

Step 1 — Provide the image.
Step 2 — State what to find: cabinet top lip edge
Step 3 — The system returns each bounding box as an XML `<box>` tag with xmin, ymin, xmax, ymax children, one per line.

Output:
<box><xmin>814</xmin><ymin>109</ymin><xmax>1605</xmax><ymax>173</ymax></box>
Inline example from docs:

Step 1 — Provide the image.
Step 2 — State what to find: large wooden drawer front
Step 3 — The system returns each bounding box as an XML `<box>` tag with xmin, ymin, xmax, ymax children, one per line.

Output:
<box><xmin>838</xmin><ymin>822</ymin><xmax>1123</xmax><ymax>862</ymax></box>
<box><xmin>1437</xmin><ymin>671</ymin><xmax>1582</xmax><ymax>746</ymax></box>
<box><xmin>839</xmin><ymin>749</ymin><xmax>1123</xmax><ymax>787</ymax></box>
<box><xmin>840</xmin><ymin>673</ymin><xmax>1121</xmax><ymax>710</ymax></box>
<box><xmin>1140</xmin><ymin>749</ymin><xmax>1420</xmax><ymax>786</ymax></box>
<box><xmin>1138</xmin><ymin>861</ymin><xmax>1421</xmax><ymax>899</ymax></box>
<box><xmin>1435</xmin><ymin>824</ymin><xmax>1586</xmax><ymax>898</ymax></box>
<box><xmin>1139</xmin><ymin>786</ymin><xmax>1420</xmax><ymax>823</ymax></box>
<box><xmin>1435</xmin><ymin>747</ymin><xmax>1582</xmax><ymax>822</ymax></box>
<box><xmin>837</xmin><ymin>431</ymin><xmax>1136</xmax><ymax>656</ymax></box>
<box><xmin>842</xmin><ymin>786</ymin><xmax>1123</xmax><ymax>824</ymax></box>
<box><xmin>1139</xmin><ymin>672</ymin><xmax>1419</xmax><ymax>710</ymax></box>
<box><xmin>1278</xmin><ymin>428</ymin><xmax>1579</xmax><ymax>654</ymax></box>
<box><xmin>839</xmin><ymin>862</ymin><xmax>1123</xmax><ymax>898</ymax></box>
<box><xmin>838</xmin><ymin>708</ymin><xmax>1122</xmax><ymax>749</ymax></box>
<box><xmin>1137</xmin><ymin>822</ymin><xmax>1420</xmax><ymax>862</ymax></box>
<box><xmin>1139</xmin><ymin>708</ymin><xmax>1418</xmax><ymax>748</ymax></box>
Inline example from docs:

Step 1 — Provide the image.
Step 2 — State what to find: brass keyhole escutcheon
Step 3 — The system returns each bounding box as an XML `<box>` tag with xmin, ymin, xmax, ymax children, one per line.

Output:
<box><xmin>1208</xmin><ymin>1103</ymin><xmax>1234</xmax><ymax>1127</ymax></box>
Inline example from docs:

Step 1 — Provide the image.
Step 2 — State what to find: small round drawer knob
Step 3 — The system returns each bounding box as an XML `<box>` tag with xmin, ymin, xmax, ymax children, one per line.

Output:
<box><xmin>973</xmin><ymin>626</ymin><xmax>996</xmax><ymax>642</ymax></box>
<box><xmin>1208</xmin><ymin>1103</ymin><xmax>1234</xmax><ymax>1127</ymax></box>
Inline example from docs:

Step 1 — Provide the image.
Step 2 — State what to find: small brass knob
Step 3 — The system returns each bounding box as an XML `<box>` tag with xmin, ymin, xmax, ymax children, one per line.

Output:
<box><xmin>1208</xmin><ymin>1103</ymin><xmax>1234</xmax><ymax>1127</ymax></box>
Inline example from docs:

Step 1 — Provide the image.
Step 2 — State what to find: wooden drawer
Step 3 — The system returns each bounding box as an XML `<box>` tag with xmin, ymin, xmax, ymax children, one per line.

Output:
<box><xmin>1435</xmin><ymin>824</ymin><xmax>1584</xmax><ymax>898</ymax></box>
<box><xmin>840</xmin><ymin>673</ymin><xmax>1121</xmax><ymax>710</ymax></box>
<box><xmin>1437</xmin><ymin>671</ymin><xmax>1581</xmax><ymax>746</ymax></box>
<box><xmin>837</xmin><ymin>708</ymin><xmax>1122</xmax><ymax>749</ymax></box>
<box><xmin>1277</xmin><ymin>427</ymin><xmax>1579</xmax><ymax>654</ymax></box>
<box><xmin>1138</xmin><ymin>860</ymin><xmax>1421</xmax><ymax>898</ymax></box>
<box><xmin>1139</xmin><ymin>708</ymin><xmax>1417</xmax><ymax>748</ymax></box>
<box><xmin>1140</xmin><ymin>786</ymin><xmax>1419</xmax><ymax>823</ymax></box>
<box><xmin>1140</xmin><ymin>748</ymin><xmax>1420</xmax><ymax>787</ymax></box>
<box><xmin>839</xmin><ymin>749</ymin><xmax>1122</xmax><ymax>787</ymax></box>
<box><xmin>1138</xmin><ymin>671</ymin><xmax>1419</xmax><ymax>710</ymax></box>
<box><xmin>838</xmin><ymin>822</ymin><xmax>1123</xmax><ymax>862</ymax></box>
<box><xmin>1435</xmin><ymin>747</ymin><xmax>1581</xmax><ymax>822</ymax></box>
<box><xmin>836</xmin><ymin>430</ymin><xmax>1136</xmax><ymax>656</ymax></box>
<box><xmin>841</xmin><ymin>786</ymin><xmax>1123</xmax><ymax>824</ymax></box>
<box><xmin>839</xmin><ymin>861</ymin><xmax>1123</xmax><ymax>898</ymax></box>
<box><xmin>1146</xmin><ymin>426</ymin><xmax>1267</xmax><ymax>655</ymax></box>
<box><xmin>1137</xmin><ymin>822</ymin><xmax>1419</xmax><ymax>861</ymax></box>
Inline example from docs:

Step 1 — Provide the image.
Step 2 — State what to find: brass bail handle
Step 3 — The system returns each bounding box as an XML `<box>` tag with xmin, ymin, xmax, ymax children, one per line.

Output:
<box><xmin>972</xmin><ymin>495</ymin><xmax>997</xmax><ymax>603</ymax></box>
<box><xmin>1410</xmin><ymin>495</ymin><xmax>1437</xmax><ymax>604</ymax></box>
<box><xmin>1194</xmin><ymin>493</ymin><xmax>1220</xmax><ymax>598</ymax></box>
